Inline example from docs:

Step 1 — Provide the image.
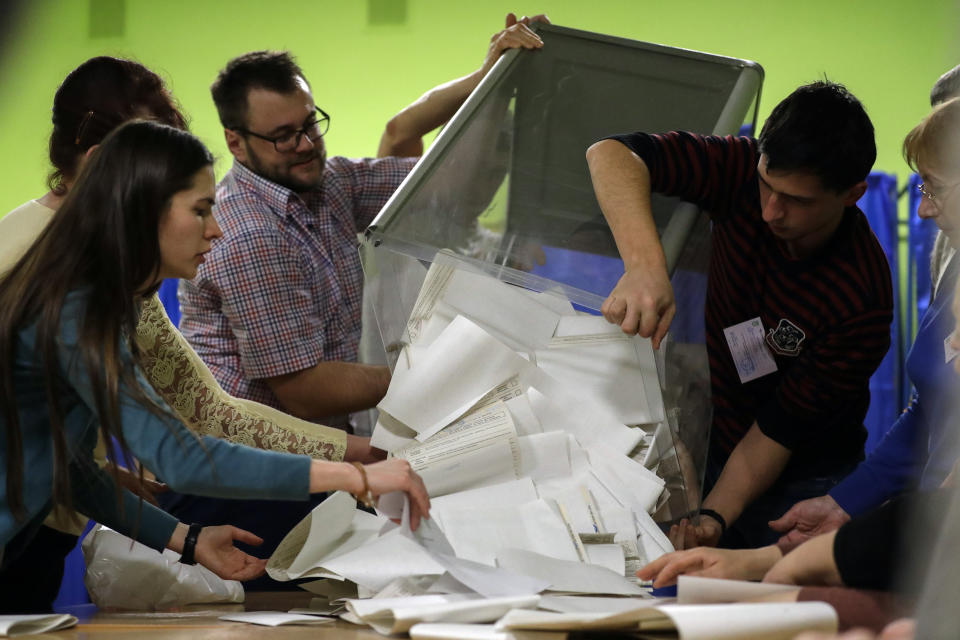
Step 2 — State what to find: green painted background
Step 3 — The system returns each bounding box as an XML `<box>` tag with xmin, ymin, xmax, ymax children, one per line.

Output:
<box><xmin>0</xmin><ymin>0</ymin><xmax>957</xmax><ymax>217</ymax></box>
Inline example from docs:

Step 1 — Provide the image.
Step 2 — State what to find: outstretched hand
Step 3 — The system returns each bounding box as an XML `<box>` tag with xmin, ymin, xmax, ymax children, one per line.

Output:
<box><xmin>601</xmin><ymin>267</ymin><xmax>675</xmax><ymax>349</ymax></box>
<box><xmin>637</xmin><ymin>545</ymin><xmax>781</xmax><ymax>588</ymax></box>
<box><xmin>193</xmin><ymin>525</ymin><xmax>267</xmax><ymax>582</ymax></box>
<box><xmin>768</xmin><ymin>495</ymin><xmax>850</xmax><ymax>553</ymax></box>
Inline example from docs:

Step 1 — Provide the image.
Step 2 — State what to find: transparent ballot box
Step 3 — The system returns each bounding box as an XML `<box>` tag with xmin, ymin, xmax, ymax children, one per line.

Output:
<box><xmin>361</xmin><ymin>23</ymin><xmax>764</xmax><ymax>524</ymax></box>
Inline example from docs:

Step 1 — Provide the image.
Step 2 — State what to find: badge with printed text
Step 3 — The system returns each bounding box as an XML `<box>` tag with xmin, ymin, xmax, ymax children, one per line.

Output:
<box><xmin>765</xmin><ymin>319</ymin><xmax>806</xmax><ymax>357</ymax></box>
<box><xmin>945</xmin><ymin>332</ymin><xmax>959</xmax><ymax>364</ymax></box>
<box><xmin>723</xmin><ymin>317</ymin><xmax>778</xmax><ymax>384</ymax></box>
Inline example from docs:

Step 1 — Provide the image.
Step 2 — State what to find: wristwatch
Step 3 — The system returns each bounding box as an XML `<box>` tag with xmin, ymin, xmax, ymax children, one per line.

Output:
<box><xmin>179</xmin><ymin>523</ymin><xmax>203</xmax><ymax>565</ymax></box>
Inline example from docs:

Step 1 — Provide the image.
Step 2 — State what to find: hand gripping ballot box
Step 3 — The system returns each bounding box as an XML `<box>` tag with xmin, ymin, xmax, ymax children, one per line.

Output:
<box><xmin>359</xmin><ymin>23</ymin><xmax>763</xmax><ymax>528</ymax></box>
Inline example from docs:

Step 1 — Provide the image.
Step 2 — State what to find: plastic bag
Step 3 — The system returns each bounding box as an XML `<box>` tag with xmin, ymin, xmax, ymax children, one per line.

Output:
<box><xmin>81</xmin><ymin>525</ymin><xmax>244</xmax><ymax>610</ymax></box>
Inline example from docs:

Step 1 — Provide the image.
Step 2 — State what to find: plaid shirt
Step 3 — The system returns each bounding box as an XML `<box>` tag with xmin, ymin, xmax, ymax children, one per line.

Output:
<box><xmin>179</xmin><ymin>156</ymin><xmax>416</xmax><ymax>412</ymax></box>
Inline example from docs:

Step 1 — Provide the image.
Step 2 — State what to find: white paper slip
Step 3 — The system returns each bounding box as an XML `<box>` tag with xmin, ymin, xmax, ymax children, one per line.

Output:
<box><xmin>495</xmin><ymin>548</ymin><xmax>646</xmax><ymax>597</ymax></box>
<box><xmin>535</xmin><ymin>339</ymin><xmax>662</xmax><ymax>425</ymax></box>
<box><xmin>267</xmin><ymin>491</ymin><xmax>384</xmax><ymax>581</ymax></box>
<box><xmin>371</xmin><ymin>410</ymin><xmax>418</xmax><ymax>453</ymax></box>
<box><xmin>394</xmin><ymin>402</ymin><xmax>521</xmax><ymax>497</ymax></box>
<box><xmin>553</xmin><ymin>314</ymin><xmax>624</xmax><ymax>337</ymax></box>
<box><xmin>321</xmin><ymin>527</ymin><xmax>446</xmax><ymax>592</ymax></box>
<box><xmin>505</xmin><ymin>394</ymin><xmax>543</xmax><ymax>436</ymax></box>
<box><xmin>723</xmin><ymin>317</ymin><xmax>778</xmax><ymax>383</ymax></box>
<box><xmin>441</xmin><ymin>268</ymin><xmax>561</xmax><ymax>352</ymax></box>
<box><xmin>410</xmin><ymin>622</ymin><xmax>566</xmax><ymax>640</ymax></box>
<box><xmin>219</xmin><ymin>611</ymin><xmax>335</xmax><ymax>626</ymax></box>
<box><xmin>518</xmin><ymin>432</ymin><xmax>570</xmax><ymax>481</ymax></box>
<box><xmin>0</xmin><ymin>614</ymin><xmax>77</xmax><ymax>637</ymax></box>
<box><xmin>378</xmin><ymin>315</ymin><xmax>531</xmax><ymax>440</ymax></box>
<box><xmin>584</xmin><ymin>543</ymin><xmax>626</xmax><ymax>575</ymax></box>
<box><xmin>524</xmin><ymin>383</ymin><xmax>641</xmax><ymax>455</ymax></box>
<box><xmin>538</xmin><ymin>595</ymin><xmax>656</xmax><ymax>614</ymax></box>
<box><xmin>347</xmin><ymin>594</ymin><xmax>540</xmax><ymax>635</ymax></box>
<box><xmin>440</xmin><ymin>499</ymin><xmax>580</xmax><ymax>566</ymax></box>
<box><xmin>497</xmin><ymin>601</ymin><xmax>836</xmax><ymax>638</ymax></box>
<box><xmin>676</xmin><ymin>576</ymin><xmax>800</xmax><ymax>604</ymax></box>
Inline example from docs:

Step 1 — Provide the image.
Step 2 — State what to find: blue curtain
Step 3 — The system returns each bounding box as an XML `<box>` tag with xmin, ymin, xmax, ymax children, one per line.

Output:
<box><xmin>858</xmin><ymin>172</ymin><xmax>903</xmax><ymax>454</ymax></box>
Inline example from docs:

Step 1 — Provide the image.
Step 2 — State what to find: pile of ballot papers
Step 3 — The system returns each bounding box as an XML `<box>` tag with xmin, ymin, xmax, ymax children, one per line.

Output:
<box><xmin>265</xmin><ymin>252</ymin><xmax>717</xmax><ymax>633</ymax></box>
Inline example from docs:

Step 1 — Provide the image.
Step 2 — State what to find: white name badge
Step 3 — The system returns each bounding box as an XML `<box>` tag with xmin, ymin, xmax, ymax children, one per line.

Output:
<box><xmin>724</xmin><ymin>317</ymin><xmax>778</xmax><ymax>384</ymax></box>
<box><xmin>945</xmin><ymin>332</ymin><xmax>960</xmax><ymax>364</ymax></box>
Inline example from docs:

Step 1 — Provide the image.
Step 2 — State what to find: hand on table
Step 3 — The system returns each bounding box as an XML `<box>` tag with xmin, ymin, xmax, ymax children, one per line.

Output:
<box><xmin>637</xmin><ymin>544</ymin><xmax>782</xmax><ymax>588</ymax></box>
<box><xmin>601</xmin><ymin>267</ymin><xmax>675</xmax><ymax>349</ymax></box>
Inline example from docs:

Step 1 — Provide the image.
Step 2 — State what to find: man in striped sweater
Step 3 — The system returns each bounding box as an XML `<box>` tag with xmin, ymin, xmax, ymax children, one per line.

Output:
<box><xmin>586</xmin><ymin>81</ymin><xmax>893</xmax><ymax>549</ymax></box>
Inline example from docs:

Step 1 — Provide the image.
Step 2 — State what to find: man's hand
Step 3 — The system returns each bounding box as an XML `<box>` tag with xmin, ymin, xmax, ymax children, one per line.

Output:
<box><xmin>769</xmin><ymin>495</ymin><xmax>850</xmax><ymax>553</ymax></box>
<box><xmin>479</xmin><ymin>13</ymin><xmax>547</xmax><ymax>77</ymax></box>
<box><xmin>668</xmin><ymin>517</ymin><xmax>722</xmax><ymax>551</ymax></box>
<box><xmin>601</xmin><ymin>267</ymin><xmax>675</xmax><ymax>349</ymax></box>
<box><xmin>638</xmin><ymin>545</ymin><xmax>783</xmax><ymax>588</ymax></box>
<box><xmin>193</xmin><ymin>525</ymin><xmax>268</xmax><ymax>582</ymax></box>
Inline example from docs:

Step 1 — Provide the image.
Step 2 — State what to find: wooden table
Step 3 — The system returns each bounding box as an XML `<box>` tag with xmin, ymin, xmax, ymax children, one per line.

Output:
<box><xmin>52</xmin><ymin>592</ymin><xmax>390</xmax><ymax>639</ymax></box>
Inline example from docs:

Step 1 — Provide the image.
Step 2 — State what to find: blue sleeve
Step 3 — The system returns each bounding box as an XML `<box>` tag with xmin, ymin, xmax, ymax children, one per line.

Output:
<box><xmin>69</xmin><ymin>461</ymin><xmax>178</xmax><ymax>552</ymax></box>
<box><xmin>57</xmin><ymin>294</ymin><xmax>312</xmax><ymax>501</ymax></box>
<box><xmin>829</xmin><ymin>391</ymin><xmax>928</xmax><ymax>516</ymax></box>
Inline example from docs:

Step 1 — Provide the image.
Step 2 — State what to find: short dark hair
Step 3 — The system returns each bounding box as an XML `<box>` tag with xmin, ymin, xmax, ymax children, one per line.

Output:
<box><xmin>48</xmin><ymin>56</ymin><xmax>187</xmax><ymax>194</ymax></box>
<box><xmin>758</xmin><ymin>81</ymin><xmax>876</xmax><ymax>192</ymax></box>
<box><xmin>931</xmin><ymin>64</ymin><xmax>960</xmax><ymax>106</ymax></box>
<box><xmin>211</xmin><ymin>50</ymin><xmax>309</xmax><ymax>129</ymax></box>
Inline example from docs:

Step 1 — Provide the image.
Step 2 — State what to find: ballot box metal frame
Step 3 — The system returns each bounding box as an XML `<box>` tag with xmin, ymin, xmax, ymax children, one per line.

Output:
<box><xmin>360</xmin><ymin>23</ymin><xmax>764</xmax><ymax>522</ymax></box>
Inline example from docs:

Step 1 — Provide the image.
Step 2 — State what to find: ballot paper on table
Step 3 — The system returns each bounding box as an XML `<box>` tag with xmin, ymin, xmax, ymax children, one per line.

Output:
<box><xmin>266</xmin><ymin>491</ymin><xmax>383</xmax><ymax>581</ymax></box>
<box><xmin>586</xmin><ymin>443</ymin><xmax>665</xmax><ymax>515</ymax></box>
<box><xmin>219</xmin><ymin>612</ymin><xmax>335</xmax><ymax>627</ymax></box>
<box><xmin>495</xmin><ymin>549</ymin><xmax>646</xmax><ymax>597</ymax></box>
<box><xmin>0</xmin><ymin>614</ymin><xmax>77</xmax><ymax>637</ymax></box>
<box><xmin>409</xmin><ymin>622</ymin><xmax>567</xmax><ymax>640</ymax></box>
<box><xmin>378</xmin><ymin>315</ymin><xmax>532</xmax><ymax>441</ymax></box>
<box><xmin>393</xmin><ymin>401</ymin><xmax>521</xmax><ymax>496</ymax></box>
<box><xmin>496</xmin><ymin>601</ymin><xmax>838</xmax><ymax>638</ymax></box>
<box><xmin>438</xmin><ymin>498</ymin><xmax>580</xmax><ymax>566</ymax></box>
<box><xmin>345</xmin><ymin>594</ymin><xmax>541</xmax><ymax>635</ymax></box>
<box><xmin>676</xmin><ymin>576</ymin><xmax>801</xmax><ymax>604</ymax></box>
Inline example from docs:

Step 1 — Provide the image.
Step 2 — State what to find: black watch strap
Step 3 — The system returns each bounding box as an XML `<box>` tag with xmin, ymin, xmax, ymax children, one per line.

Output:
<box><xmin>180</xmin><ymin>523</ymin><xmax>203</xmax><ymax>565</ymax></box>
<box><xmin>698</xmin><ymin>508</ymin><xmax>727</xmax><ymax>536</ymax></box>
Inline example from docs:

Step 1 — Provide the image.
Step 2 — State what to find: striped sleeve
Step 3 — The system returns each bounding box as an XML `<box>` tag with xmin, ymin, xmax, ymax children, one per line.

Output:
<box><xmin>606</xmin><ymin>131</ymin><xmax>759</xmax><ymax>219</ymax></box>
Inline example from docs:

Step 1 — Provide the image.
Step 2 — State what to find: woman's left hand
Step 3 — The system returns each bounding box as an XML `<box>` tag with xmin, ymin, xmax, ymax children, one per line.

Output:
<box><xmin>193</xmin><ymin>525</ymin><xmax>268</xmax><ymax>581</ymax></box>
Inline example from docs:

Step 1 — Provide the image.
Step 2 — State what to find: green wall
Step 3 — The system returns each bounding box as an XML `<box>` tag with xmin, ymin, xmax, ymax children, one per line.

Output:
<box><xmin>0</xmin><ymin>0</ymin><xmax>957</xmax><ymax>216</ymax></box>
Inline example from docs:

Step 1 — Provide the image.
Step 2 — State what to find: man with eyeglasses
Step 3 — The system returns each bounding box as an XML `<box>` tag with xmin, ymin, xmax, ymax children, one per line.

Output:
<box><xmin>169</xmin><ymin>17</ymin><xmax>544</xmax><ymax>582</ymax></box>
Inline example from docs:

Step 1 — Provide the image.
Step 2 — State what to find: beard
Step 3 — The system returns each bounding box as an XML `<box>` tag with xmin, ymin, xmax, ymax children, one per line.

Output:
<box><xmin>244</xmin><ymin>144</ymin><xmax>326</xmax><ymax>194</ymax></box>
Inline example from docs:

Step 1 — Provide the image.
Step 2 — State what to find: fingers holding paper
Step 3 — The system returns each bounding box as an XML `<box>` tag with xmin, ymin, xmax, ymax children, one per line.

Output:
<box><xmin>601</xmin><ymin>267</ymin><xmax>675</xmax><ymax>349</ymax></box>
<box><xmin>364</xmin><ymin>459</ymin><xmax>432</xmax><ymax>530</ymax></box>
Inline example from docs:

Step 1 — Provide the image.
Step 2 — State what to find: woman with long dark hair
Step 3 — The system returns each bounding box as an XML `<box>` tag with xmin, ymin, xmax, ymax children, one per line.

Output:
<box><xmin>0</xmin><ymin>120</ymin><xmax>428</xmax><ymax>607</ymax></box>
<box><xmin>0</xmin><ymin>55</ymin><xmax>394</xmax><ymax>612</ymax></box>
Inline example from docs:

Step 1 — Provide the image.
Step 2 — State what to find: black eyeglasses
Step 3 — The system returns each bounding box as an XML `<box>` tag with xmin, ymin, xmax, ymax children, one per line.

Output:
<box><xmin>233</xmin><ymin>106</ymin><xmax>330</xmax><ymax>152</ymax></box>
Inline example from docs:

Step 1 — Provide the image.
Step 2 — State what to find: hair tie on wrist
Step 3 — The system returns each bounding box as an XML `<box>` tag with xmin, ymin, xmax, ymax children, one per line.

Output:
<box><xmin>350</xmin><ymin>461</ymin><xmax>375</xmax><ymax>508</ymax></box>
<box><xmin>698</xmin><ymin>508</ymin><xmax>727</xmax><ymax>536</ymax></box>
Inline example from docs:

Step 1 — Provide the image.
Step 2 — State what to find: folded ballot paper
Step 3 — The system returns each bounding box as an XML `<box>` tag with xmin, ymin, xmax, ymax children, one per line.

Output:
<box><xmin>0</xmin><ymin>614</ymin><xmax>77</xmax><ymax>637</ymax></box>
